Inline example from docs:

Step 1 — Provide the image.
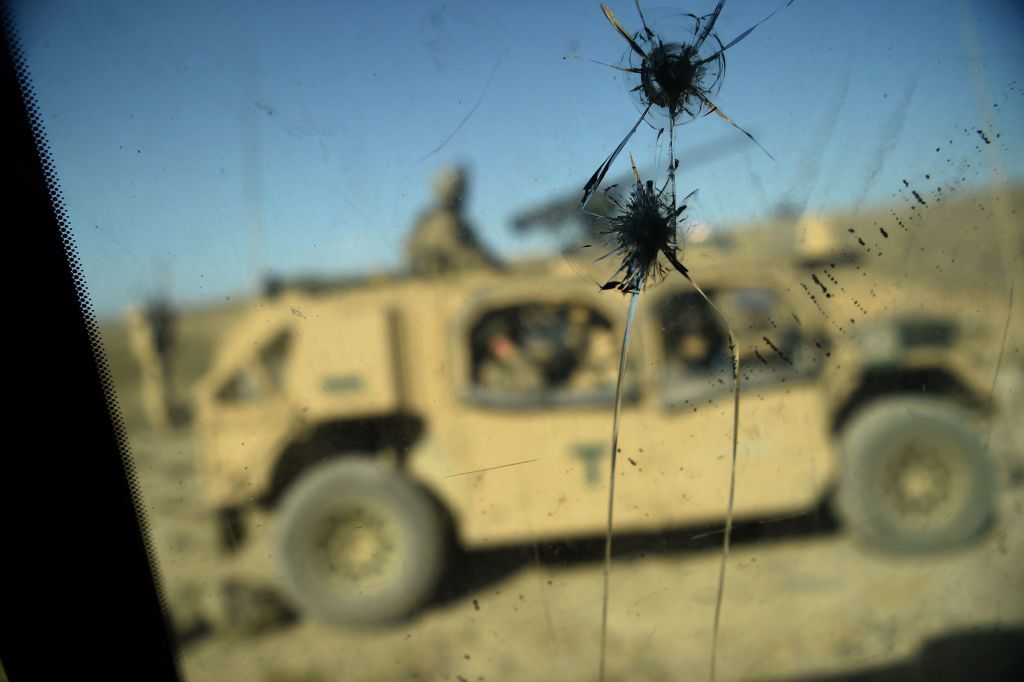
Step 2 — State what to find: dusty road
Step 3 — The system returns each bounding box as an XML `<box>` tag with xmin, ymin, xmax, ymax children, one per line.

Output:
<box><xmin>126</xmin><ymin>426</ymin><xmax>1023</xmax><ymax>682</ymax></box>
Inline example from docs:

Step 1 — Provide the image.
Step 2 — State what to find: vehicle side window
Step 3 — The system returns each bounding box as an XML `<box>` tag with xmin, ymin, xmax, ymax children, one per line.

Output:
<box><xmin>716</xmin><ymin>288</ymin><xmax>805</xmax><ymax>375</ymax></box>
<box><xmin>468</xmin><ymin>303</ymin><xmax>622</xmax><ymax>406</ymax></box>
<box><xmin>215</xmin><ymin>330</ymin><xmax>291</xmax><ymax>404</ymax></box>
<box><xmin>258</xmin><ymin>331</ymin><xmax>292</xmax><ymax>391</ymax></box>
<box><xmin>215</xmin><ymin>368</ymin><xmax>262</xmax><ymax>403</ymax></box>
<box><xmin>658</xmin><ymin>290</ymin><xmax>732</xmax><ymax>380</ymax></box>
<box><xmin>657</xmin><ymin>287</ymin><xmax>815</xmax><ymax>406</ymax></box>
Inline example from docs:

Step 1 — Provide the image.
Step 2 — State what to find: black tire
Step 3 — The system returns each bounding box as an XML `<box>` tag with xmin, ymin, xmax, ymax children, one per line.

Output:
<box><xmin>274</xmin><ymin>458</ymin><xmax>445</xmax><ymax>625</ymax></box>
<box><xmin>836</xmin><ymin>396</ymin><xmax>995</xmax><ymax>552</ymax></box>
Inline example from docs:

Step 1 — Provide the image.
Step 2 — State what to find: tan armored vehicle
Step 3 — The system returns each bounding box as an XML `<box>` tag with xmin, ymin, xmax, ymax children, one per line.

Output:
<box><xmin>193</xmin><ymin>255</ymin><xmax>1002</xmax><ymax>626</ymax></box>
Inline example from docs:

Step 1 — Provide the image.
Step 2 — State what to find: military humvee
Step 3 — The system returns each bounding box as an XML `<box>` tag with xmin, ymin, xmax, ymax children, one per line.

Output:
<box><xmin>192</xmin><ymin>254</ymin><xmax>1000</xmax><ymax>626</ymax></box>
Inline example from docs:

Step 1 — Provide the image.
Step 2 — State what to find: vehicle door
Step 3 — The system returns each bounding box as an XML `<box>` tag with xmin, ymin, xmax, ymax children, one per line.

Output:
<box><xmin>445</xmin><ymin>285</ymin><xmax>646</xmax><ymax>546</ymax></box>
<box><xmin>194</xmin><ymin>308</ymin><xmax>298</xmax><ymax>508</ymax></box>
<box><xmin>613</xmin><ymin>282</ymin><xmax>835</xmax><ymax>530</ymax></box>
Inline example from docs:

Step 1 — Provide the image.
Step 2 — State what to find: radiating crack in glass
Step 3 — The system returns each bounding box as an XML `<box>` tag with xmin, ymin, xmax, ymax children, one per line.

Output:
<box><xmin>575</xmin><ymin>3</ymin><xmax>795</xmax><ymax>680</ymax></box>
<box><xmin>579</xmin><ymin>0</ymin><xmax>790</xmax><ymax>214</ymax></box>
<box><xmin>590</xmin><ymin>159</ymin><xmax>741</xmax><ymax>682</ymax></box>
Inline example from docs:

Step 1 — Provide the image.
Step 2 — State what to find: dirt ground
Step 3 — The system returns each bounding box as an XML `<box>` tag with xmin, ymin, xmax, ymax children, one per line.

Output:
<box><xmin>121</xmin><ymin>421</ymin><xmax>1024</xmax><ymax>682</ymax></box>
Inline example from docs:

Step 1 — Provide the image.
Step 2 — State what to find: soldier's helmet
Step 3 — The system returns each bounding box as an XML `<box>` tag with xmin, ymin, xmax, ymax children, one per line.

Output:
<box><xmin>794</xmin><ymin>214</ymin><xmax>864</xmax><ymax>267</ymax></box>
<box><xmin>432</xmin><ymin>166</ymin><xmax>467</xmax><ymax>207</ymax></box>
<box><xmin>795</xmin><ymin>213</ymin><xmax>864</xmax><ymax>268</ymax></box>
<box><xmin>795</xmin><ymin>215</ymin><xmax>836</xmax><ymax>264</ymax></box>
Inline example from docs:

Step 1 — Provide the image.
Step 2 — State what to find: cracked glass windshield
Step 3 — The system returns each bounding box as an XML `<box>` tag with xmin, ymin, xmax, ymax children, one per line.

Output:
<box><xmin>9</xmin><ymin>0</ymin><xmax>1023</xmax><ymax>680</ymax></box>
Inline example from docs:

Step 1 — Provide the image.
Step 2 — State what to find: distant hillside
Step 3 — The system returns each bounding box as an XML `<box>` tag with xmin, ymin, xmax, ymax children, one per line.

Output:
<box><xmin>732</xmin><ymin>183</ymin><xmax>1023</xmax><ymax>296</ymax></box>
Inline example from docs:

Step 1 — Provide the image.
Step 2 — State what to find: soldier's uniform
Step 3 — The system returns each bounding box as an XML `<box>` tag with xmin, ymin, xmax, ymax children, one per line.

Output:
<box><xmin>407</xmin><ymin>167</ymin><xmax>498</xmax><ymax>276</ymax></box>
<box><xmin>652</xmin><ymin>293</ymin><xmax>730</xmax><ymax>378</ymax></box>
<box><xmin>478</xmin><ymin>333</ymin><xmax>545</xmax><ymax>393</ymax></box>
<box><xmin>567</xmin><ymin>324</ymin><xmax>618</xmax><ymax>392</ymax></box>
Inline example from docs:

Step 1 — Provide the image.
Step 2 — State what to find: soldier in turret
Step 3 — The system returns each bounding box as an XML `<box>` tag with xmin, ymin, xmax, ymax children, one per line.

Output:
<box><xmin>406</xmin><ymin>166</ymin><xmax>499</xmax><ymax>276</ymax></box>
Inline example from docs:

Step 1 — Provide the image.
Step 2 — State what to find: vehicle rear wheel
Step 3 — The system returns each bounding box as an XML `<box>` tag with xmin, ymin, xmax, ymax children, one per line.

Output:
<box><xmin>836</xmin><ymin>397</ymin><xmax>995</xmax><ymax>552</ymax></box>
<box><xmin>275</xmin><ymin>458</ymin><xmax>445</xmax><ymax>625</ymax></box>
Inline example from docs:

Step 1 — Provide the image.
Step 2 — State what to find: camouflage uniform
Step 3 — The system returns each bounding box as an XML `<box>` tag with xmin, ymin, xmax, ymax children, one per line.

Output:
<box><xmin>407</xmin><ymin>167</ymin><xmax>498</xmax><ymax>276</ymax></box>
<box><xmin>567</xmin><ymin>325</ymin><xmax>618</xmax><ymax>392</ymax></box>
<box><xmin>478</xmin><ymin>333</ymin><xmax>545</xmax><ymax>392</ymax></box>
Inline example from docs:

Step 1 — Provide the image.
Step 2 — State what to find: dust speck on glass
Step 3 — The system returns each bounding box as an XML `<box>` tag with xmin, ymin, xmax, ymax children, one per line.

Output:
<box><xmin>10</xmin><ymin>0</ymin><xmax>1023</xmax><ymax>681</ymax></box>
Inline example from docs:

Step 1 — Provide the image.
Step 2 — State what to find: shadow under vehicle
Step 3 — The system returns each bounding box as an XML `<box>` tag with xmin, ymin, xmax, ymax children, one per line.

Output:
<box><xmin>191</xmin><ymin>252</ymin><xmax>1003</xmax><ymax>628</ymax></box>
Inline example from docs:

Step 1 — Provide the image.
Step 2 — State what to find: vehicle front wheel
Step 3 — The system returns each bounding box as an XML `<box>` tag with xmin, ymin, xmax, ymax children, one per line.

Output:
<box><xmin>835</xmin><ymin>397</ymin><xmax>995</xmax><ymax>552</ymax></box>
<box><xmin>275</xmin><ymin>458</ymin><xmax>446</xmax><ymax>625</ymax></box>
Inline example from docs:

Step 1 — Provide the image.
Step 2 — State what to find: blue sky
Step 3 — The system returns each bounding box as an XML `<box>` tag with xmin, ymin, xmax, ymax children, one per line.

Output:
<box><xmin>12</xmin><ymin>0</ymin><xmax>1024</xmax><ymax>316</ymax></box>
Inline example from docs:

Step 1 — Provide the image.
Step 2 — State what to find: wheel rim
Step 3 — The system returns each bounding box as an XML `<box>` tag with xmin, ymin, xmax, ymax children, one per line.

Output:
<box><xmin>879</xmin><ymin>436</ymin><xmax>969</xmax><ymax>531</ymax></box>
<box><xmin>307</xmin><ymin>503</ymin><xmax>400</xmax><ymax>595</ymax></box>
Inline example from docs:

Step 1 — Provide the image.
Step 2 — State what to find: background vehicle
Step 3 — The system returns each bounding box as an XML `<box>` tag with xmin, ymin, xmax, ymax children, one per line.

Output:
<box><xmin>192</xmin><ymin>251</ymin><xmax>1002</xmax><ymax>626</ymax></box>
